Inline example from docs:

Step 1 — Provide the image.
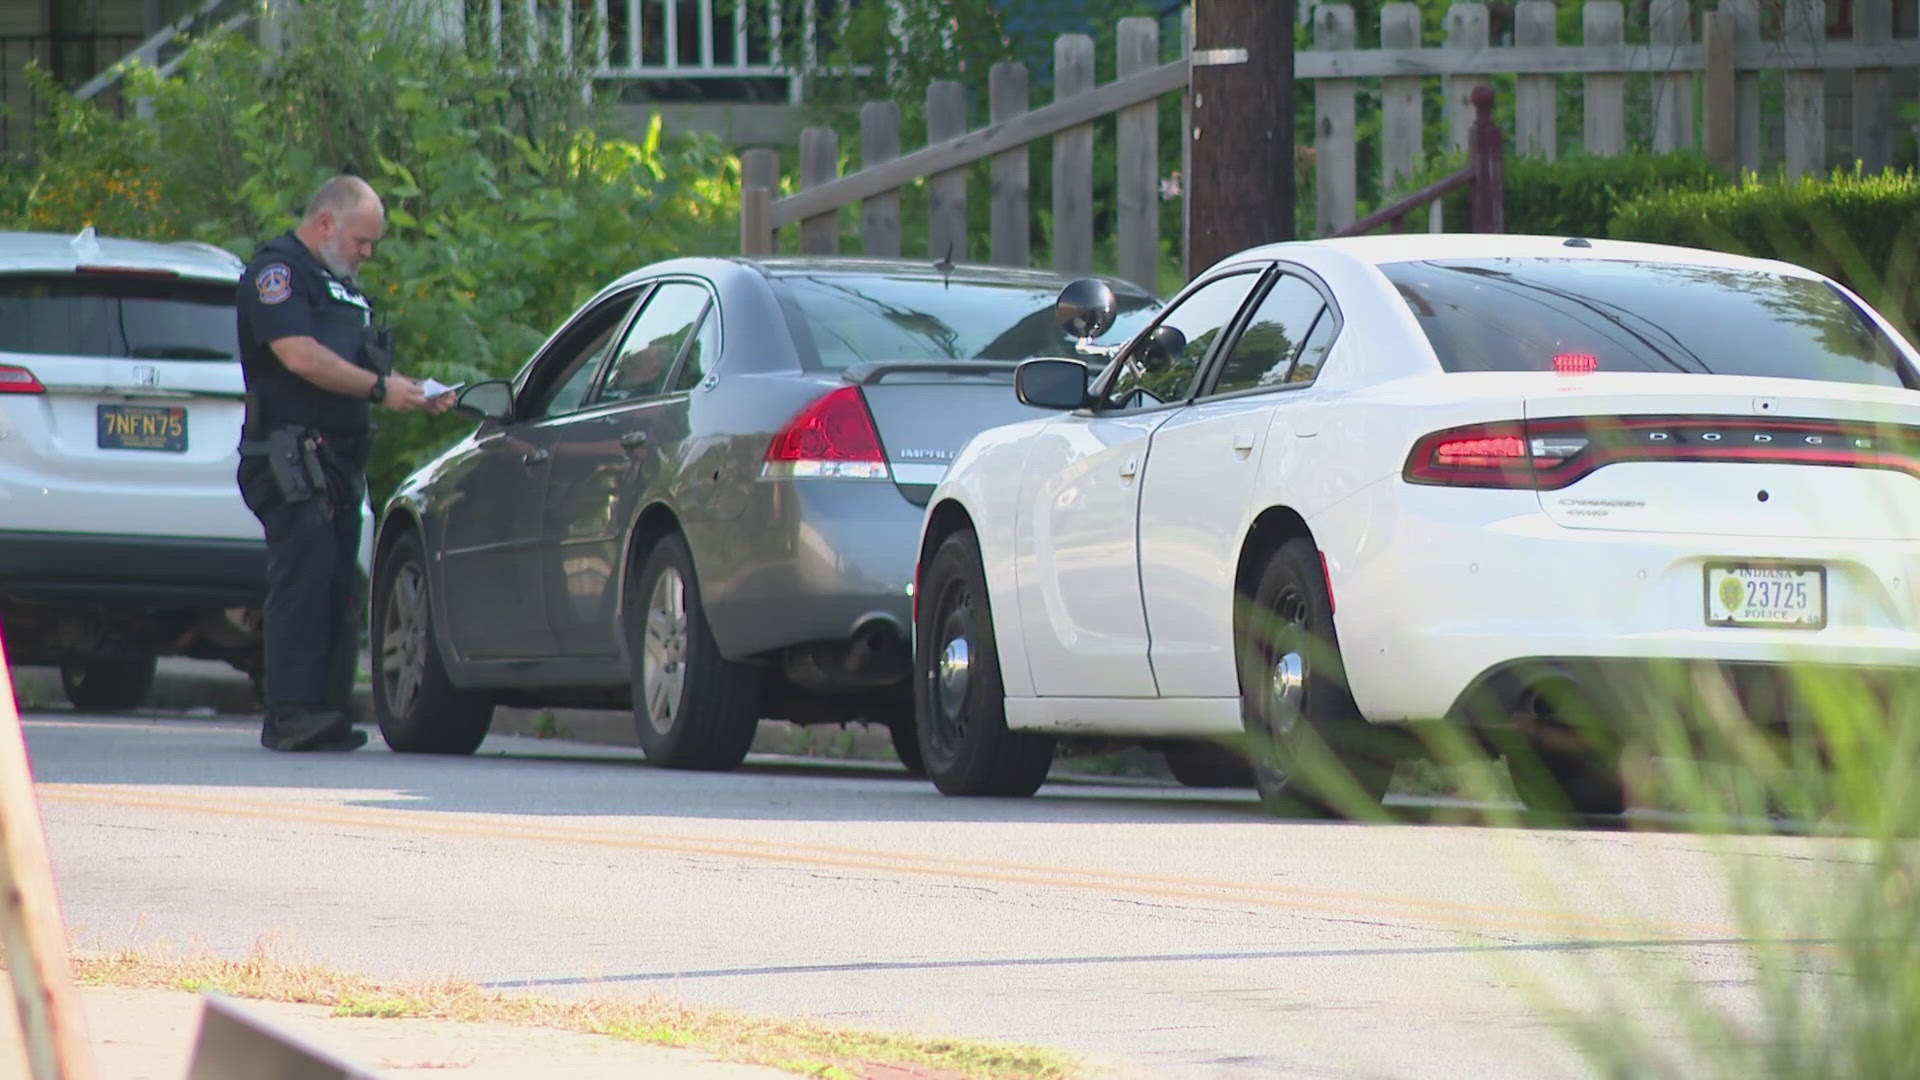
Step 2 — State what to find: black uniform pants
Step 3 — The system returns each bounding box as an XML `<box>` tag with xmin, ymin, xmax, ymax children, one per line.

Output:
<box><xmin>237</xmin><ymin>438</ymin><xmax>367</xmax><ymax>712</ymax></box>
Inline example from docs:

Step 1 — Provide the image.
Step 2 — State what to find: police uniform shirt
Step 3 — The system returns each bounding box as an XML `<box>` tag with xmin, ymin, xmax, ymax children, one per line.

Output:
<box><xmin>236</xmin><ymin>232</ymin><xmax>379</xmax><ymax>437</ymax></box>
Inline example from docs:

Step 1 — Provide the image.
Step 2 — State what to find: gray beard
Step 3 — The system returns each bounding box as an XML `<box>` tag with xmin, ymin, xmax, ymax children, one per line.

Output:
<box><xmin>318</xmin><ymin>246</ymin><xmax>355</xmax><ymax>280</ymax></box>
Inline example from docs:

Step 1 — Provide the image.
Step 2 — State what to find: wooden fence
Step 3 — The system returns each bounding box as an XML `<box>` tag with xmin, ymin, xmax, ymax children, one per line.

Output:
<box><xmin>1305</xmin><ymin>0</ymin><xmax>1920</xmax><ymax>233</ymax></box>
<box><xmin>741</xmin><ymin>0</ymin><xmax>1920</xmax><ymax>273</ymax></box>
<box><xmin>738</xmin><ymin>16</ymin><xmax>1181</xmax><ymax>291</ymax></box>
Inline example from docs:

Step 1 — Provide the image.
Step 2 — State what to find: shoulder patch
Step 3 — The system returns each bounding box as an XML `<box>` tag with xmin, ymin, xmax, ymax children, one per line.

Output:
<box><xmin>255</xmin><ymin>263</ymin><xmax>294</xmax><ymax>305</ymax></box>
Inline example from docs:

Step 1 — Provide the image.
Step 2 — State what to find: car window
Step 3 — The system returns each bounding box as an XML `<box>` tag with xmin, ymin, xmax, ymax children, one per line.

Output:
<box><xmin>771</xmin><ymin>272</ymin><xmax>1158</xmax><ymax>370</ymax></box>
<box><xmin>0</xmin><ymin>275</ymin><xmax>237</xmax><ymax>360</ymax></box>
<box><xmin>598</xmin><ymin>282</ymin><xmax>710</xmax><ymax>404</ymax></box>
<box><xmin>1382</xmin><ymin>258</ymin><xmax>1916</xmax><ymax>388</ymax></box>
<box><xmin>1101</xmin><ymin>271</ymin><xmax>1261</xmax><ymax>411</ymax></box>
<box><xmin>1207</xmin><ymin>273</ymin><xmax>1329</xmax><ymax>396</ymax></box>
<box><xmin>522</xmin><ymin>291</ymin><xmax>642</xmax><ymax>420</ymax></box>
<box><xmin>1288</xmin><ymin>307</ymin><xmax>1337</xmax><ymax>384</ymax></box>
<box><xmin>672</xmin><ymin>302</ymin><xmax>718</xmax><ymax>392</ymax></box>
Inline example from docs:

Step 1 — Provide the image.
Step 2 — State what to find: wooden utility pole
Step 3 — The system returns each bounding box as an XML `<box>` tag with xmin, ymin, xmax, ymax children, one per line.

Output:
<box><xmin>1188</xmin><ymin>0</ymin><xmax>1296</xmax><ymax>278</ymax></box>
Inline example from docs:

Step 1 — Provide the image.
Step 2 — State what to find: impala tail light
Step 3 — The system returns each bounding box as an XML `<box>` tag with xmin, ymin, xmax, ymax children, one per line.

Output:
<box><xmin>763</xmin><ymin>385</ymin><xmax>891</xmax><ymax>480</ymax></box>
<box><xmin>0</xmin><ymin>364</ymin><xmax>46</xmax><ymax>393</ymax></box>
<box><xmin>1406</xmin><ymin>416</ymin><xmax>1920</xmax><ymax>490</ymax></box>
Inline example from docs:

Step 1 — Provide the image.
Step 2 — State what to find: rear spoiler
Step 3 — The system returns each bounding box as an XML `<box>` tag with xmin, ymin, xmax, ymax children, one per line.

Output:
<box><xmin>840</xmin><ymin>360</ymin><xmax>1021</xmax><ymax>386</ymax></box>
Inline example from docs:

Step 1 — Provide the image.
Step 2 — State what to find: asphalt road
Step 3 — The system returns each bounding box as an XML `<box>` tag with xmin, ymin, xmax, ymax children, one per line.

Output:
<box><xmin>21</xmin><ymin>711</ymin><xmax>1857</xmax><ymax>1079</ymax></box>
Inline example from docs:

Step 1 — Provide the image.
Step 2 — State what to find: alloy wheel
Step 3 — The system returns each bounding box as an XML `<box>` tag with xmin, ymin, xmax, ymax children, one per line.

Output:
<box><xmin>381</xmin><ymin>562</ymin><xmax>429</xmax><ymax>718</ymax></box>
<box><xmin>643</xmin><ymin>566</ymin><xmax>690</xmax><ymax>736</ymax></box>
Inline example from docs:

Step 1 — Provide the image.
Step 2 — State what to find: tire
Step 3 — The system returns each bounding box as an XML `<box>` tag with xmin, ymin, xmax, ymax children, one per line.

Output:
<box><xmin>883</xmin><ymin>710</ymin><xmax>927</xmax><ymax>776</ymax></box>
<box><xmin>628</xmin><ymin>532</ymin><xmax>761</xmax><ymax>770</ymax></box>
<box><xmin>60</xmin><ymin>651</ymin><xmax>157</xmax><ymax>711</ymax></box>
<box><xmin>1163</xmin><ymin>741</ymin><xmax>1253</xmax><ymax>789</ymax></box>
<box><xmin>1239</xmin><ymin>538</ymin><xmax>1395</xmax><ymax>817</ymax></box>
<box><xmin>371</xmin><ymin>530</ymin><xmax>494</xmax><ymax>754</ymax></box>
<box><xmin>915</xmin><ymin>530</ymin><xmax>1055</xmax><ymax>797</ymax></box>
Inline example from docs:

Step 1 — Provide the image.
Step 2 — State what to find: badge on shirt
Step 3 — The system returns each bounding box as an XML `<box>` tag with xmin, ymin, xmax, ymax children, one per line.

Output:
<box><xmin>255</xmin><ymin>263</ymin><xmax>293</xmax><ymax>305</ymax></box>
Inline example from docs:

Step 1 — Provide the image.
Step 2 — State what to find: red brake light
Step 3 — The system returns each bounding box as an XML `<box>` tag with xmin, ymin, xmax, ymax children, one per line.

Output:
<box><xmin>1553</xmin><ymin>352</ymin><xmax>1598</xmax><ymax>376</ymax></box>
<box><xmin>763</xmin><ymin>385</ymin><xmax>890</xmax><ymax>480</ymax></box>
<box><xmin>0</xmin><ymin>364</ymin><xmax>46</xmax><ymax>393</ymax></box>
<box><xmin>1404</xmin><ymin>421</ymin><xmax>1588</xmax><ymax>488</ymax></box>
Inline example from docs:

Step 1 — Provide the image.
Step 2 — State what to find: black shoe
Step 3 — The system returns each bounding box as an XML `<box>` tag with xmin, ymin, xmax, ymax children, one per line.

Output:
<box><xmin>261</xmin><ymin>707</ymin><xmax>366</xmax><ymax>753</ymax></box>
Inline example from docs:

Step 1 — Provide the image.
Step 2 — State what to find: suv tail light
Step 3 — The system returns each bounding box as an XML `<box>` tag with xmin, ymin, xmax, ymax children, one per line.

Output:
<box><xmin>0</xmin><ymin>364</ymin><xmax>46</xmax><ymax>394</ymax></box>
<box><xmin>1406</xmin><ymin>416</ymin><xmax>1920</xmax><ymax>489</ymax></box>
<box><xmin>762</xmin><ymin>385</ymin><xmax>891</xmax><ymax>480</ymax></box>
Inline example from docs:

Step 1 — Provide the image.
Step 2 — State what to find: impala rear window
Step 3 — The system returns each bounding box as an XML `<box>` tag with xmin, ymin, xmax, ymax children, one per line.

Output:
<box><xmin>772</xmin><ymin>271</ymin><xmax>1159</xmax><ymax>370</ymax></box>
<box><xmin>0</xmin><ymin>275</ymin><xmax>239</xmax><ymax>361</ymax></box>
<box><xmin>1382</xmin><ymin>258</ymin><xmax>1916</xmax><ymax>389</ymax></box>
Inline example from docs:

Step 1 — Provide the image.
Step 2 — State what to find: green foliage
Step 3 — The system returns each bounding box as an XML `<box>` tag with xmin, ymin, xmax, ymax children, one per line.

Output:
<box><xmin>1610</xmin><ymin>168</ymin><xmax>1920</xmax><ymax>341</ymax></box>
<box><xmin>1389</xmin><ymin>149</ymin><xmax>1725</xmax><ymax>239</ymax></box>
<box><xmin>5</xmin><ymin>0</ymin><xmax>739</xmax><ymax>507</ymax></box>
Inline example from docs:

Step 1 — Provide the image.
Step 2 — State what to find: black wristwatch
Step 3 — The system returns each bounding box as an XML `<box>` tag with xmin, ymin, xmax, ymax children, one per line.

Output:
<box><xmin>368</xmin><ymin>373</ymin><xmax>387</xmax><ymax>403</ymax></box>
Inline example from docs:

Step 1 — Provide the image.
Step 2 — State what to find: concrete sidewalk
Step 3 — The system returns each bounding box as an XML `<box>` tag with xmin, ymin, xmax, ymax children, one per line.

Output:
<box><xmin>1</xmin><ymin>982</ymin><xmax>793</xmax><ymax>1079</ymax></box>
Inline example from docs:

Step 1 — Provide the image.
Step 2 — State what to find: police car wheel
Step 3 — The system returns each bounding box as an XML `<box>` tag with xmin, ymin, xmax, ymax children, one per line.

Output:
<box><xmin>372</xmin><ymin>530</ymin><xmax>493</xmax><ymax>754</ymax></box>
<box><xmin>914</xmin><ymin>529</ymin><xmax>1054</xmax><ymax>797</ymax></box>
<box><xmin>627</xmin><ymin>532</ymin><xmax>760</xmax><ymax>771</ymax></box>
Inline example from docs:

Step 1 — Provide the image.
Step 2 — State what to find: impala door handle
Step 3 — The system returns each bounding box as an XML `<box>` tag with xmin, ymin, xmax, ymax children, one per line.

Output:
<box><xmin>522</xmin><ymin>447</ymin><xmax>550</xmax><ymax>467</ymax></box>
<box><xmin>620</xmin><ymin>430</ymin><xmax>649</xmax><ymax>450</ymax></box>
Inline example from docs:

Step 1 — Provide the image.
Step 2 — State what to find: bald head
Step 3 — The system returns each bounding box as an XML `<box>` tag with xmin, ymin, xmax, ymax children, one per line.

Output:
<box><xmin>303</xmin><ymin>175</ymin><xmax>380</xmax><ymax>226</ymax></box>
<box><xmin>296</xmin><ymin>175</ymin><xmax>385</xmax><ymax>279</ymax></box>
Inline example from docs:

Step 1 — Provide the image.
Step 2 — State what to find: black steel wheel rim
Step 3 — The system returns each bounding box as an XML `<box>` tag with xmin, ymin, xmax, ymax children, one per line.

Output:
<box><xmin>926</xmin><ymin>574</ymin><xmax>975</xmax><ymax>756</ymax></box>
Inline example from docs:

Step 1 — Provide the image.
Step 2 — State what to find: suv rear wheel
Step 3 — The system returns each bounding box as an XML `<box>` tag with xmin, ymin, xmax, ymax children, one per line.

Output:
<box><xmin>60</xmin><ymin>651</ymin><xmax>157</xmax><ymax>711</ymax></box>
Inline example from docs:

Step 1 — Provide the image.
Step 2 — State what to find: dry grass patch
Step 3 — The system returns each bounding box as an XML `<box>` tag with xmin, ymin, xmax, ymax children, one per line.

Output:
<box><xmin>65</xmin><ymin>943</ymin><xmax>1077</xmax><ymax>1080</ymax></box>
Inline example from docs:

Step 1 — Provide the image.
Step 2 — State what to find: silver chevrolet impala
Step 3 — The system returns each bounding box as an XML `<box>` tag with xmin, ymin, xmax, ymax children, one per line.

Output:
<box><xmin>369</xmin><ymin>256</ymin><xmax>1158</xmax><ymax>771</ymax></box>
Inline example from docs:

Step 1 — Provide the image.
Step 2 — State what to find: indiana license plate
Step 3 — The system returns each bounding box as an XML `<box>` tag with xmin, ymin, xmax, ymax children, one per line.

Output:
<box><xmin>98</xmin><ymin>403</ymin><xmax>187</xmax><ymax>452</ymax></box>
<box><xmin>1705</xmin><ymin>563</ymin><xmax>1825</xmax><ymax>629</ymax></box>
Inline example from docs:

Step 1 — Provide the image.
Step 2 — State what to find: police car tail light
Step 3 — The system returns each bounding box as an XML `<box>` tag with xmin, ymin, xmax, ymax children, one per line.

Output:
<box><xmin>0</xmin><ymin>364</ymin><xmax>46</xmax><ymax>394</ymax></box>
<box><xmin>1404</xmin><ymin>421</ymin><xmax>1587</xmax><ymax>488</ymax></box>
<box><xmin>1407</xmin><ymin>416</ymin><xmax>1920</xmax><ymax>489</ymax></box>
<box><xmin>762</xmin><ymin>386</ymin><xmax>892</xmax><ymax>480</ymax></box>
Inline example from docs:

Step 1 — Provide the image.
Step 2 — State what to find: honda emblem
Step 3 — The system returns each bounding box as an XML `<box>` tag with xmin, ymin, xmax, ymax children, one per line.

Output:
<box><xmin>133</xmin><ymin>364</ymin><xmax>159</xmax><ymax>388</ymax></box>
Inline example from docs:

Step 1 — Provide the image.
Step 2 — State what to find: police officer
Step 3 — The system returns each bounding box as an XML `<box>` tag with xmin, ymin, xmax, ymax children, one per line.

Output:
<box><xmin>236</xmin><ymin>175</ymin><xmax>452</xmax><ymax>752</ymax></box>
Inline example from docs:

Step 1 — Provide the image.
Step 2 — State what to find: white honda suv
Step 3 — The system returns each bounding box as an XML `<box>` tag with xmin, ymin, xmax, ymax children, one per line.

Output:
<box><xmin>0</xmin><ymin>228</ymin><xmax>371</xmax><ymax>709</ymax></box>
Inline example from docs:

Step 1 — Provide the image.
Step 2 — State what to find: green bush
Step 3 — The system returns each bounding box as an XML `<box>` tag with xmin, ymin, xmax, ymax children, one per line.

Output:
<box><xmin>1385</xmin><ymin>149</ymin><xmax>1725</xmax><ymax>239</ymax></box>
<box><xmin>7</xmin><ymin>0</ymin><xmax>739</xmax><ymax>507</ymax></box>
<box><xmin>1610</xmin><ymin>168</ymin><xmax>1920</xmax><ymax>341</ymax></box>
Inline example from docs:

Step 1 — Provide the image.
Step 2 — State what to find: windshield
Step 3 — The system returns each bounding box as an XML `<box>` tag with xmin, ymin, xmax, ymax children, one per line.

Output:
<box><xmin>1381</xmin><ymin>258</ymin><xmax>1916</xmax><ymax>389</ymax></box>
<box><xmin>0</xmin><ymin>274</ymin><xmax>239</xmax><ymax>361</ymax></box>
<box><xmin>772</xmin><ymin>271</ymin><xmax>1159</xmax><ymax>370</ymax></box>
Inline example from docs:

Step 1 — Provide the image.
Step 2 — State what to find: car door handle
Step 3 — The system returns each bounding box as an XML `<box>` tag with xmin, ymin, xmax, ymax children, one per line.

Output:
<box><xmin>522</xmin><ymin>448</ymin><xmax>550</xmax><ymax>467</ymax></box>
<box><xmin>1119</xmin><ymin>456</ymin><xmax>1138</xmax><ymax>479</ymax></box>
<box><xmin>620</xmin><ymin>431</ymin><xmax>648</xmax><ymax>450</ymax></box>
<box><xmin>1232</xmin><ymin>434</ymin><xmax>1255</xmax><ymax>457</ymax></box>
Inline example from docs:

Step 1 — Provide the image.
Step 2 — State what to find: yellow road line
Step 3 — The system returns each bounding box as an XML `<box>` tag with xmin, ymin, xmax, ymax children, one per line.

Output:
<box><xmin>38</xmin><ymin>784</ymin><xmax>1747</xmax><ymax>942</ymax></box>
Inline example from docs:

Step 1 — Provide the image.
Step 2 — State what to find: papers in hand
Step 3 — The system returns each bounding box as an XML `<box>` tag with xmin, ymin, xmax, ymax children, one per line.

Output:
<box><xmin>422</xmin><ymin>378</ymin><xmax>463</xmax><ymax>398</ymax></box>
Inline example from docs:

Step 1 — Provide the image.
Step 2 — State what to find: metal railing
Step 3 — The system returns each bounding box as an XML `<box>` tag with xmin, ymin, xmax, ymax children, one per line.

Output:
<box><xmin>478</xmin><ymin>0</ymin><xmax>843</xmax><ymax>104</ymax></box>
<box><xmin>0</xmin><ymin>33</ymin><xmax>145</xmax><ymax>157</ymax></box>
